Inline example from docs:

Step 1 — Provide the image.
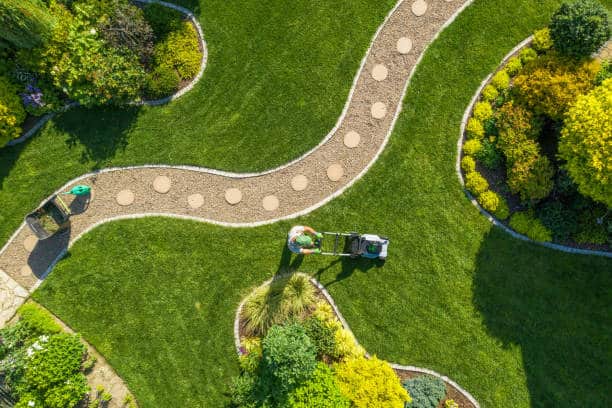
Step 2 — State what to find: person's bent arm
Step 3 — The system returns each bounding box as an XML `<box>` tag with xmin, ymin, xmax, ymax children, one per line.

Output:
<box><xmin>303</xmin><ymin>226</ymin><xmax>316</xmax><ymax>235</ymax></box>
<box><xmin>300</xmin><ymin>248</ymin><xmax>321</xmax><ymax>255</ymax></box>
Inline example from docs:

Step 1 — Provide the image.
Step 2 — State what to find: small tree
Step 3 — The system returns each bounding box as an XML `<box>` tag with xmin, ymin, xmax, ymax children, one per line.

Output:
<box><xmin>550</xmin><ymin>0</ymin><xmax>610</xmax><ymax>58</ymax></box>
<box><xmin>0</xmin><ymin>0</ymin><xmax>55</xmax><ymax>49</ymax></box>
<box><xmin>558</xmin><ymin>78</ymin><xmax>612</xmax><ymax>207</ymax></box>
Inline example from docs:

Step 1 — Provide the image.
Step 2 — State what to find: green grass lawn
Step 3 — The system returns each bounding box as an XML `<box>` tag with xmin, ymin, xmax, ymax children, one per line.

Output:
<box><xmin>31</xmin><ymin>0</ymin><xmax>612</xmax><ymax>407</ymax></box>
<box><xmin>0</xmin><ymin>0</ymin><xmax>395</xmax><ymax>247</ymax></box>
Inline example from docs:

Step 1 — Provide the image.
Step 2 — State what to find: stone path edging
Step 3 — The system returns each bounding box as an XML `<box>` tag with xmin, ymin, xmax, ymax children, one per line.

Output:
<box><xmin>455</xmin><ymin>36</ymin><xmax>612</xmax><ymax>258</ymax></box>
<box><xmin>233</xmin><ymin>273</ymin><xmax>480</xmax><ymax>408</ymax></box>
<box><xmin>6</xmin><ymin>0</ymin><xmax>208</xmax><ymax>147</ymax></box>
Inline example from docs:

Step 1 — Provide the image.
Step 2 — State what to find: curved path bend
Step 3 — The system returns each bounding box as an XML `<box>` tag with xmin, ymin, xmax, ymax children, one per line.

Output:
<box><xmin>0</xmin><ymin>0</ymin><xmax>471</xmax><ymax>324</ymax></box>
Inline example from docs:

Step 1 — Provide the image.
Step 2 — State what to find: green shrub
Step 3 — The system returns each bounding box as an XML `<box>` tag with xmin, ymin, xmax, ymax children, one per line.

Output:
<box><xmin>242</xmin><ymin>274</ymin><xmax>316</xmax><ymax>336</ymax></box>
<box><xmin>460</xmin><ymin>156</ymin><xmax>476</xmax><ymax>173</ymax></box>
<box><xmin>229</xmin><ymin>373</ymin><xmax>258</xmax><ymax>408</ymax></box>
<box><xmin>261</xmin><ymin>323</ymin><xmax>317</xmax><ymax>401</ymax></box>
<box><xmin>505</xmin><ymin>56</ymin><xmax>523</xmax><ymax>76</ymax></box>
<box><xmin>287</xmin><ymin>363</ymin><xmax>350</xmax><ymax>408</ymax></box>
<box><xmin>475</xmin><ymin>138</ymin><xmax>503</xmax><ymax>170</ymax></box>
<box><xmin>473</xmin><ymin>101</ymin><xmax>493</xmax><ymax>122</ymax></box>
<box><xmin>463</xmin><ymin>139</ymin><xmax>482</xmax><ymax>156</ymax></box>
<box><xmin>483</xmin><ymin>117</ymin><xmax>498</xmax><ymax>137</ymax></box>
<box><xmin>0</xmin><ymin>75</ymin><xmax>25</xmax><ymax>145</ymax></box>
<box><xmin>550</xmin><ymin>0</ymin><xmax>610</xmax><ymax>58</ymax></box>
<box><xmin>594</xmin><ymin>59</ymin><xmax>612</xmax><ymax>85</ymax></box>
<box><xmin>519</xmin><ymin>47</ymin><xmax>538</xmax><ymax>64</ymax></box>
<box><xmin>145</xmin><ymin>64</ymin><xmax>181</xmax><ymax>99</ymax></box>
<box><xmin>465</xmin><ymin>171</ymin><xmax>489</xmax><ymax>195</ymax></box>
<box><xmin>304</xmin><ymin>317</ymin><xmax>337</xmax><ymax>359</ymax></box>
<box><xmin>491</xmin><ymin>69</ymin><xmax>510</xmax><ymax>90</ymax></box>
<box><xmin>152</xmin><ymin>22</ymin><xmax>200</xmax><ymax>80</ymax></box>
<box><xmin>465</xmin><ymin>117</ymin><xmax>484</xmax><ymax>139</ymax></box>
<box><xmin>143</xmin><ymin>3</ymin><xmax>183</xmax><ymax>38</ymax></box>
<box><xmin>513</xmin><ymin>52</ymin><xmax>600</xmax><ymax>120</ymax></box>
<box><xmin>507</xmin><ymin>154</ymin><xmax>554</xmax><ymax>203</ymax></box>
<box><xmin>481</xmin><ymin>84</ymin><xmax>499</xmax><ymax>102</ymax></box>
<box><xmin>334</xmin><ymin>356</ymin><xmax>410</xmax><ymax>408</ymax></box>
<box><xmin>18</xmin><ymin>303</ymin><xmax>62</xmax><ymax>336</ymax></box>
<box><xmin>0</xmin><ymin>0</ymin><xmax>56</xmax><ymax>49</ymax></box>
<box><xmin>495</xmin><ymin>101</ymin><xmax>541</xmax><ymax>146</ymax></box>
<box><xmin>403</xmin><ymin>375</ymin><xmax>446</xmax><ymax>408</ymax></box>
<box><xmin>20</xmin><ymin>333</ymin><xmax>89</xmax><ymax>408</ymax></box>
<box><xmin>558</xmin><ymin>78</ymin><xmax>611</xmax><ymax>207</ymax></box>
<box><xmin>537</xmin><ymin>201</ymin><xmax>579</xmax><ymax>241</ymax></box>
<box><xmin>532</xmin><ymin>28</ymin><xmax>554</xmax><ymax>53</ymax></box>
<box><xmin>509</xmin><ymin>211</ymin><xmax>553</xmax><ymax>242</ymax></box>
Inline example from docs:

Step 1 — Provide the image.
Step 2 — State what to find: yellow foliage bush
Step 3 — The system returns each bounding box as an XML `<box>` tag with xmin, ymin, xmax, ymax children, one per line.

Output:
<box><xmin>463</xmin><ymin>139</ymin><xmax>482</xmax><ymax>156</ymax></box>
<box><xmin>0</xmin><ymin>76</ymin><xmax>26</xmax><ymax>146</ymax></box>
<box><xmin>559</xmin><ymin>78</ymin><xmax>612</xmax><ymax>207</ymax></box>
<box><xmin>491</xmin><ymin>69</ymin><xmax>510</xmax><ymax>91</ymax></box>
<box><xmin>334</xmin><ymin>356</ymin><xmax>411</xmax><ymax>408</ymax></box>
<box><xmin>465</xmin><ymin>171</ymin><xmax>489</xmax><ymax>195</ymax></box>
<box><xmin>513</xmin><ymin>53</ymin><xmax>600</xmax><ymax>120</ymax></box>
<box><xmin>481</xmin><ymin>84</ymin><xmax>499</xmax><ymax>102</ymax></box>
<box><xmin>466</xmin><ymin>117</ymin><xmax>484</xmax><ymax>139</ymax></box>
<box><xmin>334</xmin><ymin>328</ymin><xmax>365</xmax><ymax>360</ymax></box>
<box><xmin>473</xmin><ymin>101</ymin><xmax>493</xmax><ymax>122</ymax></box>
<box><xmin>461</xmin><ymin>156</ymin><xmax>476</xmax><ymax>173</ymax></box>
<box><xmin>478</xmin><ymin>190</ymin><xmax>510</xmax><ymax>220</ymax></box>
<box><xmin>532</xmin><ymin>28</ymin><xmax>553</xmax><ymax>53</ymax></box>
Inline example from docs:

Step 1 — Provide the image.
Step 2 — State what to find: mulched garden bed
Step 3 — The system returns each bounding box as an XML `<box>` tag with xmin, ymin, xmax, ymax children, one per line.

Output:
<box><xmin>395</xmin><ymin>368</ymin><xmax>477</xmax><ymax>408</ymax></box>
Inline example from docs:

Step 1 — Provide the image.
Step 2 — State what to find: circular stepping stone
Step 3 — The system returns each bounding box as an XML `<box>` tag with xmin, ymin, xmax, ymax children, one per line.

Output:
<box><xmin>20</xmin><ymin>265</ymin><xmax>32</xmax><ymax>278</ymax></box>
<box><xmin>412</xmin><ymin>0</ymin><xmax>428</xmax><ymax>16</ymax></box>
<box><xmin>291</xmin><ymin>175</ymin><xmax>308</xmax><ymax>191</ymax></box>
<box><xmin>371</xmin><ymin>64</ymin><xmax>388</xmax><ymax>81</ymax></box>
<box><xmin>344</xmin><ymin>131</ymin><xmax>361</xmax><ymax>148</ymax></box>
<box><xmin>262</xmin><ymin>195</ymin><xmax>279</xmax><ymax>212</ymax></box>
<box><xmin>397</xmin><ymin>37</ymin><xmax>413</xmax><ymax>54</ymax></box>
<box><xmin>225</xmin><ymin>188</ymin><xmax>242</xmax><ymax>205</ymax></box>
<box><xmin>153</xmin><ymin>176</ymin><xmax>171</xmax><ymax>194</ymax></box>
<box><xmin>188</xmin><ymin>194</ymin><xmax>204</xmax><ymax>209</ymax></box>
<box><xmin>23</xmin><ymin>235</ymin><xmax>38</xmax><ymax>252</ymax></box>
<box><xmin>327</xmin><ymin>164</ymin><xmax>344</xmax><ymax>181</ymax></box>
<box><xmin>116</xmin><ymin>190</ymin><xmax>134</xmax><ymax>206</ymax></box>
<box><xmin>371</xmin><ymin>102</ymin><xmax>387</xmax><ymax>119</ymax></box>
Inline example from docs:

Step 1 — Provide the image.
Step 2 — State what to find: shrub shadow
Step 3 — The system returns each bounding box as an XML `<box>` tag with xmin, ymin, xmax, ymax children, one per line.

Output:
<box><xmin>58</xmin><ymin>106</ymin><xmax>140</xmax><ymax>168</ymax></box>
<box><xmin>0</xmin><ymin>135</ymin><xmax>32</xmax><ymax>187</ymax></box>
<box><xmin>472</xmin><ymin>228</ymin><xmax>612</xmax><ymax>407</ymax></box>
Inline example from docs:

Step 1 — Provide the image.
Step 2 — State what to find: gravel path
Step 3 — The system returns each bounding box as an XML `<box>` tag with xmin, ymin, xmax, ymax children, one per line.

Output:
<box><xmin>0</xmin><ymin>0</ymin><xmax>469</xmax><ymax>324</ymax></box>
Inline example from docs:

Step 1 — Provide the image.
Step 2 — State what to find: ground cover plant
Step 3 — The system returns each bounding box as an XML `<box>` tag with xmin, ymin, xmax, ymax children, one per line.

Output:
<box><xmin>11</xmin><ymin>0</ymin><xmax>612</xmax><ymax>407</ymax></box>
<box><xmin>460</xmin><ymin>0</ymin><xmax>611</xmax><ymax>248</ymax></box>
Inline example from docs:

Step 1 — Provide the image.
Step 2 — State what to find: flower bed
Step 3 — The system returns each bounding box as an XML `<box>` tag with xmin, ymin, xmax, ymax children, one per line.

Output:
<box><xmin>458</xmin><ymin>2</ymin><xmax>610</xmax><ymax>252</ymax></box>
<box><xmin>233</xmin><ymin>273</ymin><xmax>479</xmax><ymax>408</ymax></box>
<box><xmin>0</xmin><ymin>0</ymin><xmax>205</xmax><ymax>147</ymax></box>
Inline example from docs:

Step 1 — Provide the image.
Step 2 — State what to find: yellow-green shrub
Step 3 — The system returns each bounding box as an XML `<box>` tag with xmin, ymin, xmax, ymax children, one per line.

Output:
<box><xmin>491</xmin><ymin>69</ymin><xmax>510</xmax><ymax>91</ymax></box>
<box><xmin>461</xmin><ymin>156</ymin><xmax>476</xmax><ymax>173</ymax></box>
<box><xmin>507</xmin><ymin>154</ymin><xmax>554</xmax><ymax>202</ymax></box>
<box><xmin>509</xmin><ymin>211</ymin><xmax>552</xmax><ymax>242</ymax></box>
<box><xmin>532</xmin><ymin>28</ymin><xmax>553</xmax><ymax>53</ymax></box>
<box><xmin>505</xmin><ymin>56</ymin><xmax>523</xmax><ymax>76</ymax></box>
<box><xmin>481</xmin><ymin>84</ymin><xmax>499</xmax><ymax>102</ymax></box>
<box><xmin>0</xmin><ymin>76</ymin><xmax>26</xmax><ymax>145</ymax></box>
<box><xmin>463</xmin><ymin>139</ymin><xmax>482</xmax><ymax>156</ymax></box>
<box><xmin>477</xmin><ymin>190</ymin><xmax>509</xmax><ymax>220</ymax></box>
<box><xmin>519</xmin><ymin>48</ymin><xmax>538</xmax><ymax>65</ymax></box>
<box><xmin>152</xmin><ymin>21</ymin><xmax>200</xmax><ymax>80</ymax></box>
<box><xmin>558</xmin><ymin>78</ymin><xmax>611</xmax><ymax>207</ymax></box>
<box><xmin>513</xmin><ymin>53</ymin><xmax>600</xmax><ymax>120</ymax></box>
<box><xmin>473</xmin><ymin>101</ymin><xmax>493</xmax><ymax>122</ymax></box>
<box><xmin>334</xmin><ymin>356</ymin><xmax>410</xmax><ymax>408</ymax></box>
<box><xmin>465</xmin><ymin>171</ymin><xmax>489</xmax><ymax>195</ymax></box>
<box><xmin>334</xmin><ymin>328</ymin><xmax>365</xmax><ymax>360</ymax></box>
<box><xmin>466</xmin><ymin>117</ymin><xmax>484</xmax><ymax>139</ymax></box>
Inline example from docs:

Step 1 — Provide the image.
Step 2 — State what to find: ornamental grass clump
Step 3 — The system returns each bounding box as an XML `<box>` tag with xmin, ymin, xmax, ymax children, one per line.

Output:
<box><xmin>242</xmin><ymin>274</ymin><xmax>316</xmax><ymax>336</ymax></box>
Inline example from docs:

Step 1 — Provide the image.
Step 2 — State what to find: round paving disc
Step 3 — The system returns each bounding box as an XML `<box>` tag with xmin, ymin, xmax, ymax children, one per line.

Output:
<box><xmin>153</xmin><ymin>176</ymin><xmax>171</xmax><ymax>194</ymax></box>
<box><xmin>262</xmin><ymin>195</ymin><xmax>279</xmax><ymax>212</ymax></box>
<box><xmin>225</xmin><ymin>188</ymin><xmax>242</xmax><ymax>205</ymax></box>
<box><xmin>291</xmin><ymin>175</ymin><xmax>308</xmax><ymax>191</ymax></box>
<box><xmin>23</xmin><ymin>235</ymin><xmax>38</xmax><ymax>252</ymax></box>
<box><xmin>371</xmin><ymin>102</ymin><xmax>387</xmax><ymax>119</ymax></box>
<box><xmin>327</xmin><ymin>164</ymin><xmax>344</xmax><ymax>182</ymax></box>
<box><xmin>412</xmin><ymin>0</ymin><xmax>428</xmax><ymax>16</ymax></box>
<box><xmin>344</xmin><ymin>131</ymin><xmax>361</xmax><ymax>148</ymax></box>
<box><xmin>397</xmin><ymin>37</ymin><xmax>413</xmax><ymax>54</ymax></box>
<box><xmin>116</xmin><ymin>190</ymin><xmax>135</xmax><ymax>206</ymax></box>
<box><xmin>20</xmin><ymin>265</ymin><xmax>32</xmax><ymax>278</ymax></box>
<box><xmin>371</xmin><ymin>64</ymin><xmax>388</xmax><ymax>81</ymax></box>
<box><xmin>188</xmin><ymin>194</ymin><xmax>204</xmax><ymax>209</ymax></box>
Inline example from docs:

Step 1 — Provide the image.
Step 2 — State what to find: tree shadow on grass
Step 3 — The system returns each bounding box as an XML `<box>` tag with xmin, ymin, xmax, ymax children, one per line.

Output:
<box><xmin>58</xmin><ymin>106</ymin><xmax>140</xmax><ymax>168</ymax></box>
<box><xmin>0</xmin><ymin>135</ymin><xmax>31</xmax><ymax>187</ymax></box>
<box><xmin>472</xmin><ymin>228</ymin><xmax>612</xmax><ymax>407</ymax></box>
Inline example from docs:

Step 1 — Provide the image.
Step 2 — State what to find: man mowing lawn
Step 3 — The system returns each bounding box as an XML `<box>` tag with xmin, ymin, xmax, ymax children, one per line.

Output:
<box><xmin>287</xmin><ymin>225</ymin><xmax>323</xmax><ymax>255</ymax></box>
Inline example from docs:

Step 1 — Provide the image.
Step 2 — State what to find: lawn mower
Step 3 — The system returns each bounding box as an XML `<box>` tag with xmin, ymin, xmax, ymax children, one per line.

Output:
<box><xmin>316</xmin><ymin>231</ymin><xmax>389</xmax><ymax>260</ymax></box>
<box><xmin>25</xmin><ymin>185</ymin><xmax>91</xmax><ymax>240</ymax></box>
